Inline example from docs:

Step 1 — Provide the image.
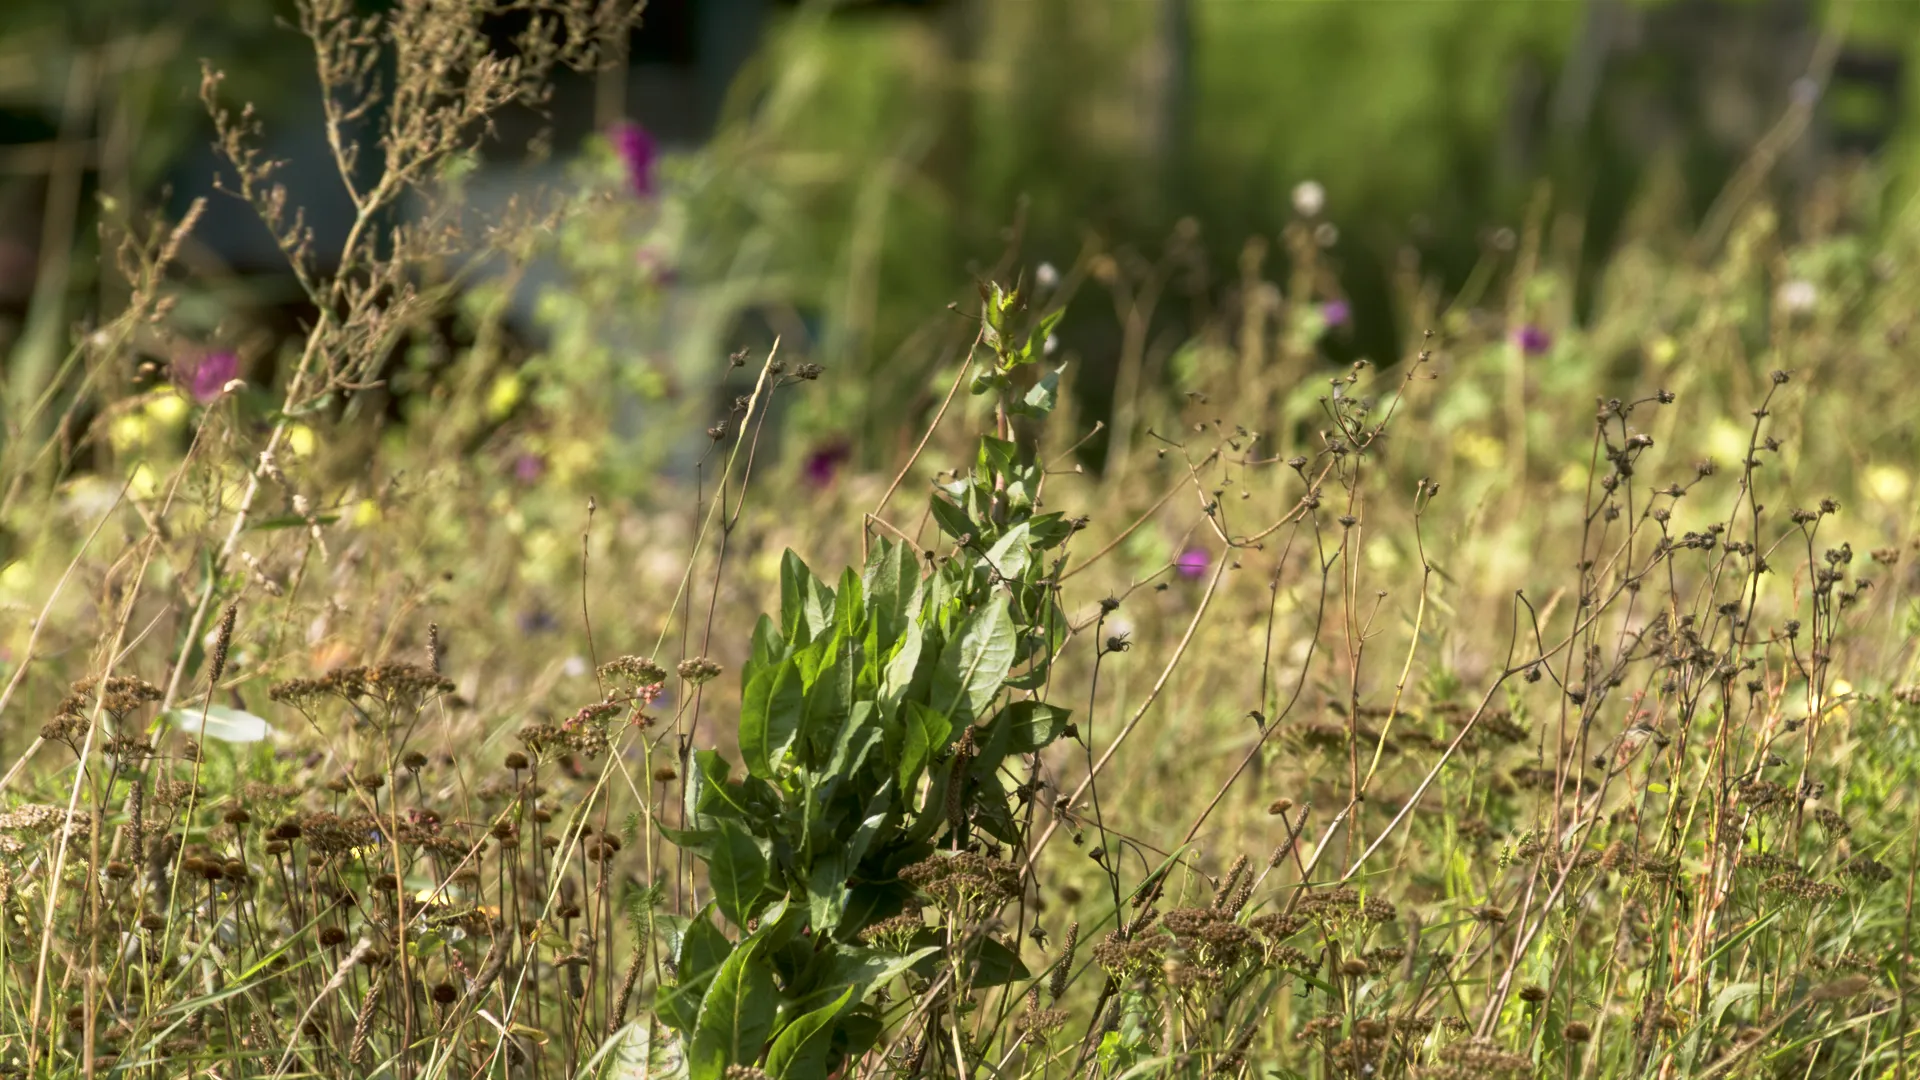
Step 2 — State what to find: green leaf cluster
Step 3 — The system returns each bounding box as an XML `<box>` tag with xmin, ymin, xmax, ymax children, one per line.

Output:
<box><xmin>658</xmin><ymin>291</ymin><xmax>1079</xmax><ymax>1080</ymax></box>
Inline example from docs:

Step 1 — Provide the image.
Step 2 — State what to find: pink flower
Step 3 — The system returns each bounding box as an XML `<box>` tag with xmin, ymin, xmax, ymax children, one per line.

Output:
<box><xmin>1175</xmin><ymin>547</ymin><xmax>1209</xmax><ymax>579</ymax></box>
<box><xmin>1514</xmin><ymin>324</ymin><xmax>1552</xmax><ymax>357</ymax></box>
<box><xmin>180</xmin><ymin>350</ymin><xmax>239</xmax><ymax>403</ymax></box>
<box><xmin>512</xmin><ymin>453</ymin><xmax>546</xmax><ymax>484</ymax></box>
<box><xmin>802</xmin><ymin>441</ymin><xmax>851</xmax><ymax>488</ymax></box>
<box><xmin>608</xmin><ymin>121</ymin><xmax>657</xmax><ymax>198</ymax></box>
<box><xmin>1321</xmin><ymin>300</ymin><xmax>1351</xmax><ymax>327</ymax></box>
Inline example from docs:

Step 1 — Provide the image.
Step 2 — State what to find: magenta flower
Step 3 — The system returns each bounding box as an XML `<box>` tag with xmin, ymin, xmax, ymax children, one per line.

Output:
<box><xmin>180</xmin><ymin>350</ymin><xmax>239</xmax><ymax>403</ymax></box>
<box><xmin>512</xmin><ymin>453</ymin><xmax>546</xmax><ymax>484</ymax></box>
<box><xmin>1321</xmin><ymin>300</ymin><xmax>1351</xmax><ymax>328</ymax></box>
<box><xmin>802</xmin><ymin>441</ymin><xmax>851</xmax><ymax>488</ymax></box>
<box><xmin>608</xmin><ymin>120</ymin><xmax>657</xmax><ymax>198</ymax></box>
<box><xmin>1175</xmin><ymin>547</ymin><xmax>1209</xmax><ymax>579</ymax></box>
<box><xmin>1514</xmin><ymin>324</ymin><xmax>1552</xmax><ymax>357</ymax></box>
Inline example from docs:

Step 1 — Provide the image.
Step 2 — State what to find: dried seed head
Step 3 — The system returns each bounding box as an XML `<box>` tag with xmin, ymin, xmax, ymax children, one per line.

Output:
<box><xmin>1049</xmin><ymin>921</ymin><xmax>1079</xmax><ymax>1001</ymax></box>
<box><xmin>677</xmin><ymin>657</ymin><xmax>723</xmax><ymax>685</ymax></box>
<box><xmin>1563</xmin><ymin>1021</ymin><xmax>1592</xmax><ymax>1043</ymax></box>
<box><xmin>504</xmin><ymin>752</ymin><xmax>529</xmax><ymax>771</ymax></box>
<box><xmin>210</xmin><ymin>603</ymin><xmax>238</xmax><ymax>687</ymax></box>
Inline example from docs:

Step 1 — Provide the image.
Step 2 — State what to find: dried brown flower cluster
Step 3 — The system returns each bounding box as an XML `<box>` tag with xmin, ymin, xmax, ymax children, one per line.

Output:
<box><xmin>1297</xmin><ymin>887</ymin><xmax>1396</xmax><ymax>931</ymax></box>
<box><xmin>1160</xmin><ymin>906</ymin><xmax>1256</xmax><ymax>971</ymax></box>
<box><xmin>898</xmin><ymin>852</ymin><xmax>1021</xmax><ymax>913</ymax></box>
<box><xmin>269</xmin><ymin>663</ymin><xmax>452</xmax><ymax>713</ymax></box>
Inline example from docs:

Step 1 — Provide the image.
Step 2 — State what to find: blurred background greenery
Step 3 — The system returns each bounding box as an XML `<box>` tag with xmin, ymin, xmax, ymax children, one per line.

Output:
<box><xmin>2</xmin><ymin>0</ymin><xmax>1917</xmax><ymax>484</ymax></box>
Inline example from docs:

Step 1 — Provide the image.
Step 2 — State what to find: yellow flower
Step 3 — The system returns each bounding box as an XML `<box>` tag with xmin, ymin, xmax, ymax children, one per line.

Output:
<box><xmin>144</xmin><ymin>390</ymin><xmax>189</xmax><ymax>427</ymax></box>
<box><xmin>286</xmin><ymin>424</ymin><xmax>316</xmax><ymax>457</ymax></box>
<box><xmin>487</xmin><ymin>372</ymin><xmax>524</xmax><ymax>419</ymax></box>
<box><xmin>1456</xmin><ymin>431</ymin><xmax>1504</xmax><ymax>470</ymax></box>
<box><xmin>1</xmin><ymin>560</ymin><xmax>33</xmax><ymax>594</ymax></box>
<box><xmin>109</xmin><ymin>412</ymin><xmax>150</xmax><ymax>453</ymax></box>
<box><xmin>127</xmin><ymin>463</ymin><xmax>160</xmax><ymax>499</ymax></box>
<box><xmin>1864</xmin><ymin>465</ymin><xmax>1909</xmax><ymax>504</ymax></box>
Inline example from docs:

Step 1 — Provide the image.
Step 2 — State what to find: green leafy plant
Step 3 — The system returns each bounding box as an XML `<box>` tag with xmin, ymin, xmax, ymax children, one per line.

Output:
<box><xmin>658</xmin><ymin>283</ymin><xmax>1078</xmax><ymax>1080</ymax></box>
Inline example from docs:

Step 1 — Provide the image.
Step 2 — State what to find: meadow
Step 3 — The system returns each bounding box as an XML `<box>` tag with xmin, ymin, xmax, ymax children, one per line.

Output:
<box><xmin>1</xmin><ymin>4</ymin><xmax>1919</xmax><ymax>1079</ymax></box>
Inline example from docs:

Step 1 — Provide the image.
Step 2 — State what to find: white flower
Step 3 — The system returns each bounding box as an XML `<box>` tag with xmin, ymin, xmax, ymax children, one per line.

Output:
<box><xmin>1778</xmin><ymin>279</ymin><xmax>1817</xmax><ymax>313</ymax></box>
<box><xmin>562</xmin><ymin>655</ymin><xmax>588</xmax><ymax>678</ymax></box>
<box><xmin>1034</xmin><ymin>262</ymin><xmax>1059</xmax><ymax>290</ymax></box>
<box><xmin>1291</xmin><ymin>180</ymin><xmax>1326</xmax><ymax>218</ymax></box>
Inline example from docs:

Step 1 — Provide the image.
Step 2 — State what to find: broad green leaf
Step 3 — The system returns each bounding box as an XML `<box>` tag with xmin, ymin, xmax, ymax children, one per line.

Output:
<box><xmin>780</xmin><ymin>552</ymin><xmax>836</xmax><ymax>644</ymax></box>
<box><xmin>1025</xmin><ymin>513</ymin><xmax>1077</xmax><ymax>550</ymax></box>
<box><xmin>800</xmin><ymin>642</ymin><xmax>856</xmax><ymax>766</ymax></box>
<box><xmin>881</xmin><ymin>617</ymin><xmax>924</xmax><ymax>710</ymax></box>
<box><xmin>789</xmin><ymin>944</ymin><xmax>939</xmax><ymax>1014</ymax></box>
<box><xmin>750</xmin><ymin>614</ymin><xmax>785</xmax><ymax>669</ymax></box>
<box><xmin>690</xmin><ymin>751</ymin><xmax>757</xmax><ymax>825</ymax></box>
<box><xmin>780</xmin><ymin>551</ymin><xmax>813</xmax><ymax>642</ymax></box>
<box><xmin>929</xmin><ymin>498</ymin><xmax>980</xmax><ymax>546</ymax></box>
<box><xmin>807</xmin><ymin>851</ymin><xmax>851</xmax><ymax>939</ymax></box>
<box><xmin>690</xmin><ymin>942</ymin><xmax>778</xmax><ymax>1080</ymax></box>
<box><xmin>907</xmin><ymin>932</ymin><xmax>1028</xmax><ymax>988</ymax></box>
<box><xmin>765</xmin><ymin>987</ymin><xmax>855</xmax><ymax>1080</ymax></box>
<box><xmin>823</xmin><ymin>702</ymin><xmax>884</xmax><ymax>782</ymax></box>
<box><xmin>1023</xmin><ymin>308</ymin><xmax>1066</xmax><ymax>363</ymax></box>
<box><xmin>844</xmin><ymin>791</ymin><xmax>894</xmax><ymax>870</ymax></box>
<box><xmin>658</xmin><ymin>907</ymin><xmax>734</xmax><ymax>1033</ymax></box>
<box><xmin>930</xmin><ymin>597</ymin><xmax>1016</xmax><ymax>725</ymax></box>
<box><xmin>834</xmin><ymin>567</ymin><xmax>864</xmax><ymax>639</ymax></box>
<box><xmin>166</xmin><ymin>705</ymin><xmax>272</xmax><ymax>743</ymax></box>
<box><xmin>981</xmin><ymin>524</ymin><xmax>1032</xmax><ymax>582</ymax></box>
<box><xmin>710</xmin><ymin>821</ymin><xmax>770</xmax><ymax>929</ymax></box>
<box><xmin>862</xmin><ymin>539</ymin><xmax>920</xmax><ymax>654</ymax></box>
<box><xmin>899</xmin><ymin>702</ymin><xmax>950</xmax><ymax>793</ymax></box>
<box><xmin>1008</xmin><ymin>363</ymin><xmax>1064</xmax><ymax>418</ymax></box>
<box><xmin>679</xmin><ymin>907</ymin><xmax>733</xmax><ymax>976</ymax></box>
<box><xmin>804</xmin><ymin>574</ymin><xmax>837</xmax><ymax>641</ymax></box>
<box><xmin>989</xmin><ymin>701</ymin><xmax>1071</xmax><ymax>756</ymax></box>
<box><xmin>740</xmin><ymin>657</ymin><xmax>804</xmax><ymax>778</ymax></box>
<box><xmin>587</xmin><ymin>1020</ymin><xmax>689</xmax><ymax>1080</ymax></box>
<box><xmin>976</xmin><ymin>437</ymin><xmax>1017</xmax><ymax>480</ymax></box>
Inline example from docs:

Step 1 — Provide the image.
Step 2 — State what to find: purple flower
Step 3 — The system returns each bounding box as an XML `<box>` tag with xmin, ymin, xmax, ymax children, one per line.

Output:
<box><xmin>1175</xmin><ymin>547</ymin><xmax>1210</xmax><ymax>579</ymax></box>
<box><xmin>609</xmin><ymin>120</ymin><xmax>657</xmax><ymax>198</ymax></box>
<box><xmin>512</xmin><ymin>453</ymin><xmax>546</xmax><ymax>484</ymax></box>
<box><xmin>802</xmin><ymin>441</ymin><xmax>851</xmax><ymax>488</ymax></box>
<box><xmin>1514</xmin><ymin>324</ymin><xmax>1552</xmax><ymax>357</ymax></box>
<box><xmin>1321</xmin><ymin>300</ymin><xmax>1351</xmax><ymax>328</ymax></box>
<box><xmin>181</xmin><ymin>350</ymin><xmax>239</xmax><ymax>403</ymax></box>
